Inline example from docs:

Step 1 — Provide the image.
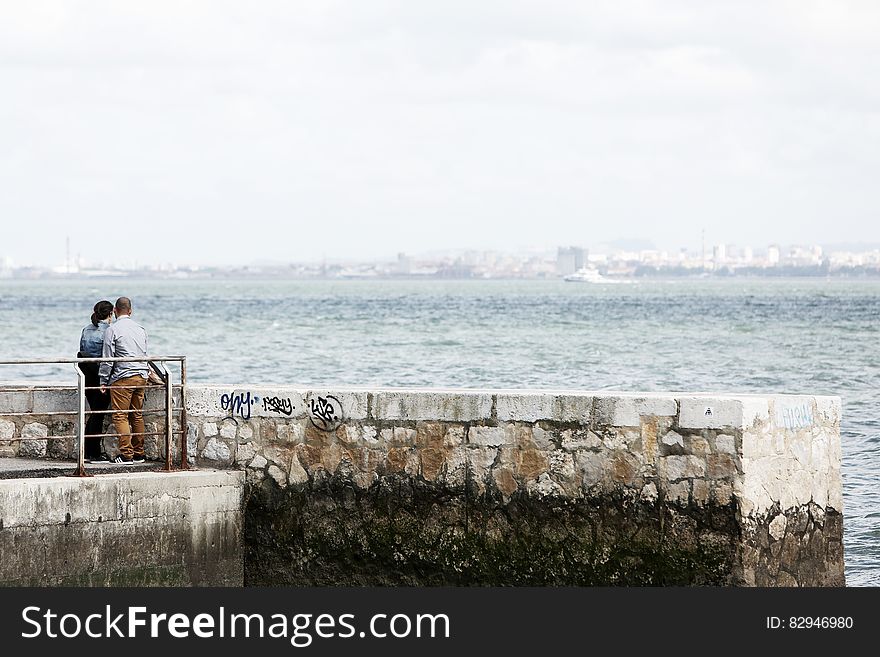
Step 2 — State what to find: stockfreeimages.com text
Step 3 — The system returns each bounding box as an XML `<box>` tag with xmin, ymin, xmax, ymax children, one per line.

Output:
<box><xmin>22</xmin><ymin>606</ymin><xmax>450</xmax><ymax>646</ymax></box>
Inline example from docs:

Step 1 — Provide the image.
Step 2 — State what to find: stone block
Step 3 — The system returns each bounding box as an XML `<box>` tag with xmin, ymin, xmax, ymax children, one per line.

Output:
<box><xmin>289</xmin><ymin>454</ymin><xmax>309</xmax><ymax>485</ymax></box>
<box><xmin>685</xmin><ymin>435</ymin><xmax>711</xmax><ymax>456</ymax></box>
<box><xmin>443</xmin><ymin>426</ymin><xmax>464</xmax><ymax>448</ymax></box>
<box><xmin>608</xmin><ymin>450</ymin><xmax>641</xmax><ymax>486</ymax></box>
<box><xmin>373</xmin><ymin>391</ymin><xmax>492</xmax><ymax>422</ymax></box>
<box><xmin>467</xmin><ymin>446</ymin><xmax>498</xmax><ymax>485</ymax></box>
<box><xmin>202</xmin><ymin>437</ymin><xmax>231</xmax><ymax>462</ymax></box>
<box><xmin>468</xmin><ymin>426</ymin><xmax>506</xmax><ymax>447</ymax></box>
<box><xmin>666</xmin><ymin>480</ymin><xmax>690</xmax><ymax>505</ymax></box>
<box><xmin>661</xmin><ymin>430</ymin><xmax>683</xmax><ymax>448</ymax></box>
<box><xmin>575</xmin><ymin>451</ymin><xmax>608</xmax><ymax>489</ymax></box>
<box><xmin>658</xmin><ymin>455</ymin><xmax>705</xmax><ymax>481</ymax></box>
<box><xmin>495</xmin><ymin>393</ymin><xmax>593</xmax><ymax>423</ymax></box>
<box><xmin>305</xmin><ymin>391</ymin><xmax>368</xmax><ymax>424</ymax></box>
<box><xmin>517</xmin><ymin>448</ymin><xmax>549</xmax><ymax>480</ymax></box>
<box><xmin>420</xmin><ymin>447</ymin><xmax>446</xmax><ymax>481</ymax></box>
<box><xmin>219</xmin><ymin>421</ymin><xmax>237</xmax><ymax>440</ymax></box>
<box><xmin>715</xmin><ymin>434</ymin><xmax>736</xmax><ymax>454</ymax></box>
<box><xmin>445</xmin><ymin>446</ymin><xmax>468</xmax><ymax>488</ymax></box>
<box><xmin>679</xmin><ymin>398</ymin><xmax>742</xmax><ymax>429</ymax></box>
<box><xmin>706</xmin><ymin>454</ymin><xmax>737</xmax><ymax>479</ymax></box>
<box><xmin>380</xmin><ymin>427</ymin><xmax>417</xmax><ymax>445</ymax></box>
<box><xmin>19</xmin><ymin>422</ymin><xmax>49</xmax><ymax>458</ymax></box>
<box><xmin>560</xmin><ymin>429</ymin><xmax>602</xmax><ymax>451</ymax></box>
<box><xmin>552</xmin><ymin>395</ymin><xmax>594</xmax><ymax>423</ymax></box>
<box><xmin>531</xmin><ymin>425</ymin><xmax>556</xmax><ymax>450</ymax></box>
<box><xmin>21</xmin><ymin>422</ymin><xmax>49</xmax><ymax>438</ymax></box>
<box><xmin>595</xmin><ymin>395</ymin><xmax>677</xmax><ymax>427</ymax></box>
<box><xmin>494</xmin><ymin>394</ymin><xmax>555</xmax><ymax>422</ymax></box>
<box><xmin>185</xmin><ymin>386</ymin><xmax>226</xmax><ymax>416</ymax></box>
<box><xmin>692</xmin><ymin>479</ymin><xmax>710</xmax><ymax>505</ymax></box>
<box><xmin>267</xmin><ymin>465</ymin><xmax>287</xmax><ymax>487</ymax></box>
<box><xmin>31</xmin><ymin>389</ymin><xmax>78</xmax><ymax>414</ymax></box>
<box><xmin>235</xmin><ymin>442</ymin><xmax>256</xmax><ymax>466</ymax></box>
<box><xmin>493</xmin><ymin>468</ymin><xmax>518</xmax><ymax>498</ymax></box>
<box><xmin>0</xmin><ymin>390</ymin><xmax>32</xmax><ymax>414</ymax></box>
<box><xmin>712</xmin><ymin>481</ymin><xmax>733</xmax><ymax>506</ymax></box>
<box><xmin>275</xmin><ymin>422</ymin><xmax>306</xmax><ymax>444</ymax></box>
<box><xmin>0</xmin><ymin>419</ymin><xmax>15</xmax><ymax>440</ymax></box>
<box><xmin>236</xmin><ymin>423</ymin><xmax>252</xmax><ymax>441</ymax></box>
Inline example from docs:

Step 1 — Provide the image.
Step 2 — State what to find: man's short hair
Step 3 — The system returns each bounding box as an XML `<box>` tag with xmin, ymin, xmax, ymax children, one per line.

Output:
<box><xmin>115</xmin><ymin>297</ymin><xmax>132</xmax><ymax>314</ymax></box>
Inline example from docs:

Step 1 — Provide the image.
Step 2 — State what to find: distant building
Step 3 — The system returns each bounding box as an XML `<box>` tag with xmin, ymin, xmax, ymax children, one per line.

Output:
<box><xmin>556</xmin><ymin>246</ymin><xmax>587</xmax><ymax>276</ymax></box>
<box><xmin>712</xmin><ymin>244</ymin><xmax>727</xmax><ymax>266</ymax></box>
<box><xmin>767</xmin><ymin>244</ymin><xmax>781</xmax><ymax>266</ymax></box>
<box><xmin>395</xmin><ymin>252</ymin><xmax>412</xmax><ymax>275</ymax></box>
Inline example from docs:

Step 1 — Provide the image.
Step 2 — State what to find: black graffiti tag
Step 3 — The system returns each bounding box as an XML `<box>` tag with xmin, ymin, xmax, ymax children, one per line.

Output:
<box><xmin>220</xmin><ymin>391</ymin><xmax>254</xmax><ymax>420</ymax></box>
<box><xmin>309</xmin><ymin>395</ymin><xmax>343</xmax><ymax>431</ymax></box>
<box><xmin>262</xmin><ymin>396</ymin><xmax>293</xmax><ymax>416</ymax></box>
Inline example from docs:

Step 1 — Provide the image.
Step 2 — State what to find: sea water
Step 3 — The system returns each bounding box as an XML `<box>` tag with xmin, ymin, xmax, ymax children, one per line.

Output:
<box><xmin>1</xmin><ymin>276</ymin><xmax>877</xmax><ymax>584</ymax></box>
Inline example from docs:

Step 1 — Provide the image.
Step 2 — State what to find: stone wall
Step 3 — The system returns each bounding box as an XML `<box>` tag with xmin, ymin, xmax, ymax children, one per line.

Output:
<box><xmin>0</xmin><ymin>385</ymin><xmax>843</xmax><ymax>586</ymax></box>
<box><xmin>0</xmin><ymin>470</ymin><xmax>244</xmax><ymax>586</ymax></box>
<box><xmin>0</xmin><ymin>384</ymin><xmax>178</xmax><ymax>461</ymax></box>
<box><xmin>181</xmin><ymin>387</ymin><xmax>844</xmax><ymax>587</ymax></box>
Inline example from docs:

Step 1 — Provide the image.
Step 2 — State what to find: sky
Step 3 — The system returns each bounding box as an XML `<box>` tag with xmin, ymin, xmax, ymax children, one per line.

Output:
<box><xmin>1</xmin><ymin>0</ymin><xmax>879</xmax><ymax>266</ymax></box>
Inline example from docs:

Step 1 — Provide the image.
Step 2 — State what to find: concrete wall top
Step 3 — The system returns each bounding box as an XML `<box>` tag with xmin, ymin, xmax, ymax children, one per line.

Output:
<box><xmin>184</xmin><ymin>384</ymin><xmax>840</xmax><ymax>432</ymax></box>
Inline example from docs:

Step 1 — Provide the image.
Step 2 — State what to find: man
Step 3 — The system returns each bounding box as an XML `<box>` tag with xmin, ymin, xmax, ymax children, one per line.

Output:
<box><xmin>99</xmin><ymin>297</ymin><xmax>149</xmax><ymax>464</ymax></box>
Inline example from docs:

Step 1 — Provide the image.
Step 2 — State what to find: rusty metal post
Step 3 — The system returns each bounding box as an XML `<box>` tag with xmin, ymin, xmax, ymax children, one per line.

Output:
<box><xmin>179</xmin><ymin>357</ymin><xmax>190</xmax><ymax>470</ymax></box>
<box><xmin>164</xmin><ymin>367</ymin><xmax>173</xmax><ymax>472</ymax></box>
<box><xmin>73</xmin><ymin>364</ymin><xmax>90</xmax><ymax>477</ymax></box>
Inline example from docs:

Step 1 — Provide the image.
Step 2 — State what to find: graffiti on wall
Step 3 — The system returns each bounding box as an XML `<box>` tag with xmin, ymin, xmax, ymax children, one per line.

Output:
<box><xmin>775</xmin><ymin>402</ymin><xmax>814</xmax><ymax>430</ymax></box>
<box><xmin>220</xmin><ymin>391</ymin><xmax>295</xmax><ymax>420</ymax></box>
<box><xmin>220</xmin><ymin>391</ymin><xmax>255</xmax><ymax>420</ymax></box>
<box><xmin>309</xmin><ymin>395</ymin><xmax>343</xmax><ymax>432</ymax></box>
<box><xmin>262</xmin><ymin>395</ymin><xmax>293</xmax><ymax>416</ymax></box>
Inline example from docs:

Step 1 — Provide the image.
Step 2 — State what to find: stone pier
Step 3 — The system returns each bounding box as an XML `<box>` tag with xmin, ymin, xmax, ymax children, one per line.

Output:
<box><xmin>0</xmin><ymin>385</ymin><xmax>843</xmax><ymax>586</ymax></box>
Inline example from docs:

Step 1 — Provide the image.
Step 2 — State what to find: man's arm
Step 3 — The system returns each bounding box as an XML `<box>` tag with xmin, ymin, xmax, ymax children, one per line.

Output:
<box><xmin>99</xmin><ymin>327</ymin><xmax>114</xmax><ymax>388</ymax></box>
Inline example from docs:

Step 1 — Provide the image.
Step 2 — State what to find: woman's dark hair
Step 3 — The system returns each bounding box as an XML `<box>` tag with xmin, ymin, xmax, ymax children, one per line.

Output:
<box><xmin>92</xmin><ymin>300</ymin><xmax>114</xmax><ymax>326</ymax></box>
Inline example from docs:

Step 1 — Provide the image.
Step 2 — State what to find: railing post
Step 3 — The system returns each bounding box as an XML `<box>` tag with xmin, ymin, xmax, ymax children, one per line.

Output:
<box><xmin>164</xmin><ymin>367</ymin><xmax>173</xmax><ymax>472</ymax></box>
<box><xmin>179</xmin><ymin>357</ymin><xmax>189</xmax><ymax>470</ymax></box>
<box><xmin>73</xmin><ymin>364</ymin><xmax>90</xmax><ymax>477</ymax></box>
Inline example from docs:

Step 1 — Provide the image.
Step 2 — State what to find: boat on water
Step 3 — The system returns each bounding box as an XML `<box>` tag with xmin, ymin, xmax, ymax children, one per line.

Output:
<box><xmin>563</xmin><ymin>267</ymin><xmax>631</xmax><ymax>284</ymax></box>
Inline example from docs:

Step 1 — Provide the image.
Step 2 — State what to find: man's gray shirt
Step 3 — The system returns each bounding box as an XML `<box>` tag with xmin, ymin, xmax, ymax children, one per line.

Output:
<box><xmin>99</xmin><ymin>315</ymin><xmax>149</xmax><ymax>386</ymax></box>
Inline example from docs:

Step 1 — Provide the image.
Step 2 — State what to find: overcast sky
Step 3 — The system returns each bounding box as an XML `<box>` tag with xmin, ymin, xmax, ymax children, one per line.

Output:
<box><xmin>2</xmin><ymin>1</ymin><xmax>878</xmax><ymax>266</ymax></box>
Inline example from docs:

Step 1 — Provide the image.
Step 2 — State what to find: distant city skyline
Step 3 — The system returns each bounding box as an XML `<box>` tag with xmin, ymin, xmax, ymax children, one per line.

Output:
<box><xmin>4</xmin><ymin>237</ymin><xmax>880</xmax><ymax>280</ymax></box>
<box><xmin>2</xmin><ymin>2</ymin><xmax>878</xmax><ymax>266</ymax></box>
<box><xmin>5</xmin><ymin>235</ymin><xmax>880</xmax><ymax>270</ymax></box>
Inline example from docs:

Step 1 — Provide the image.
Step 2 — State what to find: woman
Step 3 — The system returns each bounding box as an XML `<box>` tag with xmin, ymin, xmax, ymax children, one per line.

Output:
<box><xmin>78</xmin><ymin>300</ymin><xmax>114</xmax><ymax>461</ymax></box>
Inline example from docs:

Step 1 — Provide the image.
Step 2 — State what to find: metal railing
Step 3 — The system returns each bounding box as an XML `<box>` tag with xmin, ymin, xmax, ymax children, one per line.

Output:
<box><xmin>0</xmin><ymin>356</ymin><xmax>188</xmax><ymax>476</ymax></box>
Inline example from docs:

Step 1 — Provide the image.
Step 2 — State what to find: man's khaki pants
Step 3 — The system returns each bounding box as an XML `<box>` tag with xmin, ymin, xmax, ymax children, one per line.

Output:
<box><xmin>110</xmin><ymin>375</ymin><xmax>147</xmax><ymax>459</ymax></box>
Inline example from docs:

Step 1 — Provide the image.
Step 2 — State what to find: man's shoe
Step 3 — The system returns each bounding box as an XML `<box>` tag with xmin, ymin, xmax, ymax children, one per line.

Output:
<box><xmin>132</xmin><ymin>455</ymin><xmax>145</xmax><ymax>464</ymax></box>
<box><xmin>113</xmin><ymin>455</ymin><xmax>134</xmax><ymax>464</ymax></box>
<box><xmin>87</xmin><ymin>454</ymin><xmax>112</xmax><ymax>463</ymax></box>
